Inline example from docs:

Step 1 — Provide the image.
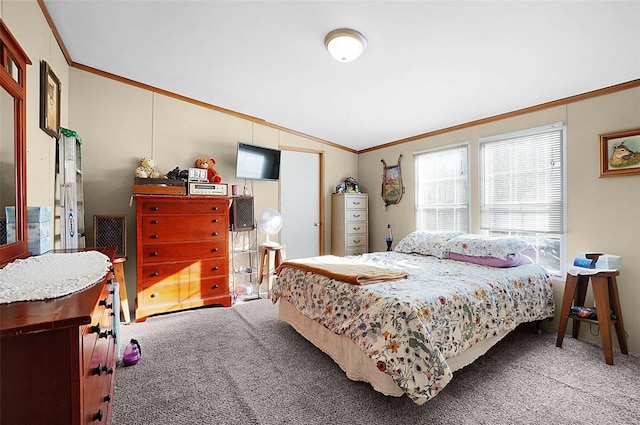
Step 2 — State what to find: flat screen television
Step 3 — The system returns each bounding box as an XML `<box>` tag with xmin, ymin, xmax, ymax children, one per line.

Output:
<box><xmin>235</xmin><ymin>142</ymin><xmax>281</xmax><ymax>181</ymax></box>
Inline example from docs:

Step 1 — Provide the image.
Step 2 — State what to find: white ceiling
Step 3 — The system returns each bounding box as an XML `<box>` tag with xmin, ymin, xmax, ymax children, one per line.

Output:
<box><xmin>43</xmin><ymin>1</ymin><xmax>640</xmax><ymax>151</ymax></box>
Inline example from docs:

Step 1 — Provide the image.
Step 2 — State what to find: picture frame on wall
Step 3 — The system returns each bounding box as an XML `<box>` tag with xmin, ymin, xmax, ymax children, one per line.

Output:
<box><xmin>599</xmin><ymin>128</ymin><xmax>640</xmax><ymax>178</ymax></box>
<box><xmin>39</xmin><ymin>60</ymin><xmax>61</xmax><ymax>138</ymax></box>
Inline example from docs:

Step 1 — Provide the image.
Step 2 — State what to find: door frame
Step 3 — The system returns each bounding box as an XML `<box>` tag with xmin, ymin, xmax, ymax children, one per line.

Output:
<box><xmin>279</xmin><ymin>145</ymin><xmax>325</xmax><ymax>256</ymax></box>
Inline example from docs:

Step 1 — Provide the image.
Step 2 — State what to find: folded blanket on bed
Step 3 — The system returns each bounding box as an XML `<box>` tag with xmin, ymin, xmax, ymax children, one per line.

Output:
<box><xmin>276</xmin><ymin>255</ymin><xmax>409</xmax><ymax>285</ymax></box>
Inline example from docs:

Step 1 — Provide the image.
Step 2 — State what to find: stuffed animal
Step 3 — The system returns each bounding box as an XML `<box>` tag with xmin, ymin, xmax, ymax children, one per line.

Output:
<box><xmin>194</xmin><ymin>157</ymin><xmax>222</xmax><ymax>183</ymax></box>
<box><xmin>135</xmin><ymin>157</ymin><xmax>161</xmax><ymax>179</ymax></box>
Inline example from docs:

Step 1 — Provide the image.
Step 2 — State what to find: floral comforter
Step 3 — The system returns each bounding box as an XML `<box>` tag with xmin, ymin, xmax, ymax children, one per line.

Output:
<box><xmin>272</xmin><ymin>251</ymin><xmax>555</xmax><ymax>405</ymax></box>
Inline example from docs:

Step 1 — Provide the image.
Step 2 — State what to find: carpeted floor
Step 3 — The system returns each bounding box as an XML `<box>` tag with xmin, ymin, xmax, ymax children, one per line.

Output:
<box><xmin>113</xmin><ymin>299</ymin><xmax>640</xmax><ymax>425</ymax></box>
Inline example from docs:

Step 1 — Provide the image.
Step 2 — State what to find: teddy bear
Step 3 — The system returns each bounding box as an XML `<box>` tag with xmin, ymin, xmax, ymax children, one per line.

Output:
<box><xmin>135</xmin><ymin>157</ymin><xmax>161</xmax><ymax>179</ymax></box>
<box><xmin>194</xmin><ymin>157</ymin><xmax>222</xmax><ymax>183</ymax></box>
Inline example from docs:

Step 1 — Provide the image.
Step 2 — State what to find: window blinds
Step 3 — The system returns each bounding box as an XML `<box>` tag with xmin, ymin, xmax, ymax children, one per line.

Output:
<box><xmin>479</xmin><ymin>123</ymin><xmax>564</xmax><ymax>234</ymax></box>
<box><xmin>414</xmin><ymin>143</ymin><xmax>469</xmax><ymax>232</ymax></box>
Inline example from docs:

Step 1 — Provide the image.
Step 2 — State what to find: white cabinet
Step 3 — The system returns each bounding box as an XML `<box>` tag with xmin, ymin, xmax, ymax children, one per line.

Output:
<box><xmin>331</xmin><ymin>193</ymin><xmax>368</xmax><ymax>256</ymax></box>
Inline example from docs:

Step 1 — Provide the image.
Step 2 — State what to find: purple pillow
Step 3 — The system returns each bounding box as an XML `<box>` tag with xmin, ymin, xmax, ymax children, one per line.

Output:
<box><xmin>445</xmin><ymin>252</ymin><xmax>533</xmax><ymax>268</ymax></box>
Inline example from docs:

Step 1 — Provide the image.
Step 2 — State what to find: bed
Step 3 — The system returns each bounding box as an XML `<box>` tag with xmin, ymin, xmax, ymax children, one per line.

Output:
<box><xmin>271</xmin><ymin>232</ymin><xmax>555</xmax><ymax>405</ymax></box>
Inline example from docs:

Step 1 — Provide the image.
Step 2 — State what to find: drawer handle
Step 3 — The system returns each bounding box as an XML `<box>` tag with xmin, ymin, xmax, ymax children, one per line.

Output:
<box><xmin>212</xmin><ymin>266</ymin><xmax>219</xmax><ymax>271</ymax></box>
<box><xmin>103</xmin><ymin>365</ymin><xmax>114</xmax><ymax>375</ymax></box>
<box><xmin>151</xmin><ymin>272</ymin><xmax>159</xmax><ymax>277</ymax></box>
<box><xmin>212</xmin><ymin>206</ymin><xmax>218</xmax><ymax>211</ymax></box>
<box><xmin>90</xmin><ymin>324</ymin><xmax>101</xmax><ymax>334</ymax></box>
<box><xmin>151</xmin><ymin>234</ymin><xmax>159</xmax><ymax>239</ymax></box>
<box><xmin>353</xmin><ymin>227</ymin><xmax>361</xmax><ymax>230</ymax></box>
<box><xmin>212</xmin><ymin>284</ymin><xmax>219</xmax><ymax>290</ymax></box>
<box><xmin>150</xmin><ymin>251</ymin><xmax>158</xmax><ymax>257</ymax></box>
<box><xmin>212</xmin><ymin>231</ymin><xmax>218</xmax><ymax>236</ymax></box>
<box><xmin>98</xmin><ymin>299</ymin><xmax>113</xmax><ymax>310</ymax></box>
<box><xmin>99</xmin><ymin>330</ymin><xmax>109</xmax><ymax>339</ymax></box>
<box><xmin>93</xmin><ymin>409</ymin><xmax>103</xmax><ymax>422</ymax></box>
<box><xmin>353</xmin><ymin>239</ymin><xmax>361</xmax><ymax>244</ymax></box>
<box><xmin>103</xmin><ymin>394</ymin><xmax>111</xmax><ymax>403</ymax></box>
<box><xmin>150</xmin><ymin>292</ymin><xmax>159</xmax><ymax>298</ymax></box>
<box><xmin>151</xmin><ymin>206</ymin><xmax>159</xmax><ymax>211</ymax></box>
<box><xmin>91</xmin><ymin>365</ymin><xmax>103</xmax><ymax>376</ymax></box>
<box><xmin>152</xmin><ymin>220</ymin><xmax>159</xmax><ymax>224</ymax></box>
<box><xmin>353</xmin><ymin>202</ymin><xmax>360</xmax><ymax>205</ymax></box>
<box><xmin>212</xmin><ymin>248</ymin><xmax>219</xmax><ymax>253</ymax></box>
<box><xmin>212</xmin><ymin>218</ymin><xmax>219</xmax><ymax>223</ymax></box>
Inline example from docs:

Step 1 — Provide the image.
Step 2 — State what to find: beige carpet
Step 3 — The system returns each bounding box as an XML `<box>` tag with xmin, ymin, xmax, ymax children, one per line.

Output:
<box><xmin>113</xmin><ymin>299</ymin><xmax>640</xmax><ymax>424</ymax></box>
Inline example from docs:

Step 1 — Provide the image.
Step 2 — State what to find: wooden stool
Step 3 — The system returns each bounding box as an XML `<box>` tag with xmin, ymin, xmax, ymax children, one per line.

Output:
<box><xmin>556</xmin><ymin>270</ymin><xmax>628</xmax><ymax>365</ymax></box>
<box><xmin>258</xmin><ymin>244</ymin><xmax>286</xmax><ymax>298</ymax></box>
<box><xmin>112</xmin><ymin>257</ymin><xmax>131</xmax><ymax>324</ymax></box>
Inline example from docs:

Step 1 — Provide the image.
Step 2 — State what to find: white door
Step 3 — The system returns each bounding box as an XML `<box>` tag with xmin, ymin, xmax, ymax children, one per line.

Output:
<box><xmin>280</xmin><ymin>150</ymin><xmax>320</xmax><ymax>260</ymax></box>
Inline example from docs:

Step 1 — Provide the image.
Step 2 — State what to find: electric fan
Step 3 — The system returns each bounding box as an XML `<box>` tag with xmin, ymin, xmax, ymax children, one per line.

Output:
<box><xmin>258</xmin><ymin>208</ymin><xmax>283</xmax><ymax>247</ymax></box>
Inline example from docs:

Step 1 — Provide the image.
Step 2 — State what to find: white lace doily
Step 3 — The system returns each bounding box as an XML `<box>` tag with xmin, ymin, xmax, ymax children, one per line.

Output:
<box><xmin>0</xmin><ymin>251</ymin><xmax>112</xmax><ymax>304</ymax></box>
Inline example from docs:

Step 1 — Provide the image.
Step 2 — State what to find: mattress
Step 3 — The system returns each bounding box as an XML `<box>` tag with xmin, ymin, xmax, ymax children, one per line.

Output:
<box><xmin>272</xmin><ymin>251</ymin><xmax>555</xmax><ymax>405</ymax></box>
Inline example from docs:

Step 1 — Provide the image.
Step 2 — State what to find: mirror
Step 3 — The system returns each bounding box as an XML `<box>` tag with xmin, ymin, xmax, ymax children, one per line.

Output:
<box><xmin>0</xmin><ymin>19</ymin><xmax>31</xmax><ymax>267</ymax></box>
<box><xmin>1</xmin><ymin>86</ymin><xmax>15</xmax><ymax>244</ymax></box>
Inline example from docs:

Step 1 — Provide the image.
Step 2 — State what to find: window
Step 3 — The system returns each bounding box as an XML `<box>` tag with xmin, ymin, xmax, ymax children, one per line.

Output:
<box><xmin>479</xmin><ymin>123</ymin><xmax>566</xmax><ymax>276</ymax></box>
<box><xmin>414</xmin><ymin>143</ymin><xmax>469</xmax><ymax>233</ymax></box>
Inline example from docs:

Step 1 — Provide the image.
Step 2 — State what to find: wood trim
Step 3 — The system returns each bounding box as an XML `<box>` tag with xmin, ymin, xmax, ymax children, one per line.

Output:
<box><xmin>0</xmin><ymin>18</ymin><xmax>30</xmax><ymax>267</ymax></box>
<box><xmin>359</xmin><ymin>79</ymin><xmax>640</xmax><ymax>154</ymax></box>
<box><xmin>36</xmin><ymin>0</ymin><xmax>639</xmax><ymax>155</ymax></box>
<box><xmin>37</xmin><ymin>0</ymin><xmax>73</xmax><ymax>64</ymax></box>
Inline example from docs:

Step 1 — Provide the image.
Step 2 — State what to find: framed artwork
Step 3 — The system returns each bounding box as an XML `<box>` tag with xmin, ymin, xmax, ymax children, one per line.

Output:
<box><xmin>599</xmin><ymin>128</ymin><xmax>640</xmax><ymax>177</ymax></box>
<box><xmin>39</xmin><ymin>60</ymin><xmax>61</xmax><ymax>138</ymax></box>
<box><xmin>381</xmin><ymin>154</ymin><xmax>404</xmax><ymax>207</ymax></box>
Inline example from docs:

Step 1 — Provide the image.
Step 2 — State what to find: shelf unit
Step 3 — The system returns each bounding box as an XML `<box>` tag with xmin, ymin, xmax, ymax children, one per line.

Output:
<box><xmin>230</xmin><ymin>225</ymin><xmax>259</xmax><ymax>301</ymax></box>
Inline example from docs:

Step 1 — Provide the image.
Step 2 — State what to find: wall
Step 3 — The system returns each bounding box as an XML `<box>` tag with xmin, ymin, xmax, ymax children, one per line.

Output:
<box><xmin>1</xmin><ymin>0</ymin><xmax>67</xmax><ymax>215</ymax></box>
<box><xmin>358</xmin><ymin>87</ymin><xmax>640</xmax><ymax>354</ymax></box>
<box><xmin>67</xmin><ymin>68</ymin><xmax>358</xmax><ymax>312</ymax></box>
<box><xmin>7</xmin><ymin>0</ymin><xmax>358</xmax><ymax>317</ymax></box>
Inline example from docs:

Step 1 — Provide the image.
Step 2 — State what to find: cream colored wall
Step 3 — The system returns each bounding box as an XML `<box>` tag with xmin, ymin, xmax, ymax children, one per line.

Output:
<box><xmin>68</xmin><ymin>68</ymin><xmax>358</xmax><ymax>310</ymax></box>
<box><xmin>358</xmin><ymin>88</ymin><xmax>640</xmax><ymax>354</ymax></box>
<box><xmin>2</xmin><ymin>0</ymin><xmax>67</xmax><ymax>220</ymax></box>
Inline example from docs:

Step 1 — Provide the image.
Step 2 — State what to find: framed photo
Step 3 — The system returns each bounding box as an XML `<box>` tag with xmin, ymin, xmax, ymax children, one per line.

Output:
<box><xmin>39</xmin><ymin>60</ymin><xmax>61</xmax><ymax>138</ymax></box>
<box><xmin>599</xmin><ymin>128</ymin><xmax>640</xmax><ymax>177</ymax></box>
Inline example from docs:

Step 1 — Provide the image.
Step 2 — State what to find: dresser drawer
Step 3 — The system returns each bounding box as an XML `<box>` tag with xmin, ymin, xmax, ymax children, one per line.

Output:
<box><xmin>83</xmin><ymin>281</ymin><xmax>116</xmax><ymax>425</ymax></box>
<box><xmin>345</xmin><ymin>196</ymin><xmax>367</xmax><ymax>210</ymax></box>
<box><xmin>141</xmin><ymin>240</ymin><xmax>227</xmax><ymax>264</ymax></box>
<box><xmin>346</xmin><ymin>247</ymin><xmax>368</xmax><ymax>256</ymax></box>
<box><xmin>141</xmin><ymin>215</ymin><xmax>227</xmax><ymax>243</ymax></box>
<box><xmin>346</xmin><ymin>235</ymin><xmax>367</xmax><ymax>248</ymax></box>
<box><xmin>193</xmin><ymin>276</ymin><xmax>229</xmax><ymax>299</ymax></box>
<box><xmin>141</xmin><ymin>258</ymin><xmax>228</xmax><ymax>285</ymax></box>
<box><xmin>139</xmin><ymin>199</ymin><xmax>227</xmax><ymax>215</ymax></box>
<box><xmin>138</xmin><ymin>276</ymin><xmax>228</xmax><ymax>307</ymax></box>
<box><xmin>346</xmin><ymin>222</ymin><xmax>367</xmax><ymax>235</ymax></box>
<box><xmin>345</xmin><ymin>209</ymin><xmax>367</xmax><ymax>222</ymax></box>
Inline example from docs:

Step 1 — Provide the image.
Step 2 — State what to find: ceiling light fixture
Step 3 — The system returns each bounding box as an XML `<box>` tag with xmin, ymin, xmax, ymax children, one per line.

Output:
<box><xmin>324</xmin><ymin>28</ymin><xmax>368</xmax><ymax>63</ymax></box>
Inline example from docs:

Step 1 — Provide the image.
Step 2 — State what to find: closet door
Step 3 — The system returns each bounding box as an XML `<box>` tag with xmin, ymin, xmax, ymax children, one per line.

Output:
<box><xmin>280</xmin><ymin>149</ymin><xmax>320</xmax><ymax>260</ymax></box>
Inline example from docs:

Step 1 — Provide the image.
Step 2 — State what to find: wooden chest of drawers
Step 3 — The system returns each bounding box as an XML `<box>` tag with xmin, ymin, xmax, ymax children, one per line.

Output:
<box><xmin>331</xmin><ymin>193</ymin><xmax>369</xmax><ymax>256</ymax></box>
<box><xmin>0</xmin><ymin>248</ymin><xmax>117</xmax><ymax>425</ymax></box>
<box><xmin>134</xmin><ymin>195</ymin><xmax>231</xmax><ymax>322</ymax></box>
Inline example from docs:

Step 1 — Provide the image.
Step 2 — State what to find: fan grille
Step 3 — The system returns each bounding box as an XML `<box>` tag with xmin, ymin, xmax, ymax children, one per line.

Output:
<box><xmin>93</xmin><ymin>215</ymin><xmax>127</xmax><ymax>259</ymax></box>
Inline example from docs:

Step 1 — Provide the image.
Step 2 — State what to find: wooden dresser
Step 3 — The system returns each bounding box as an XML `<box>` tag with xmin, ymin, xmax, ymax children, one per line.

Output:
<box><xmin>331</xmin><ymin>193</ymin><xmax>369</xmax><ymax>256</ymax></box>
<box><xmin>0</xmin><ymin>247</ymin><xmax>117</xmax><ymax>425</ymax></box>
<box><xmin>134</xmin><ymin>195</ymin><xmax>231</xmax><ymax>322</ymax></box>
